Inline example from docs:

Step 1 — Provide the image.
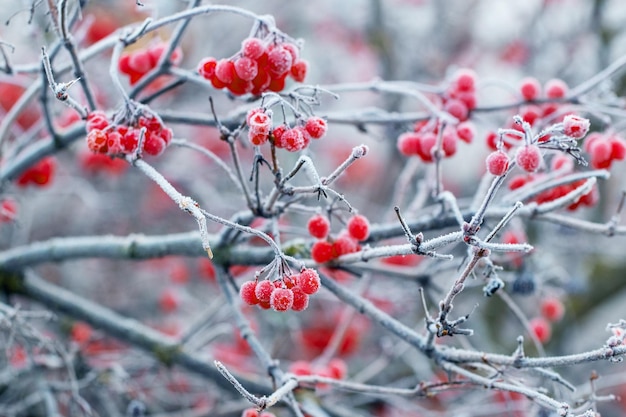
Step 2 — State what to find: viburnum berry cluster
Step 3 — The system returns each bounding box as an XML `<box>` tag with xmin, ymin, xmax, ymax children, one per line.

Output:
<box><xmin>240</xmin><ymin>267</ymin><xmax>321</xmax><ymax>312</ymax></box>
<box><xmin>310</xmin><ymin>214</ymin><xmax>369</xmax><ymax>263</ymax></box>
<box><xmin>118</xmin><ymin>42</ymin><xmax>183</xmax><ymax>85</ymax></box>
<box><xmin>246</xmin><ymin>107</ymin><xmax>327</xmax><ymax>151</ymax></box>
<box><xmin>85</xmin><ymin>110</ymin><xmax>173</xmax><ymax>157</ymax></box>
<box><xmin>15</xmin><ymin>157</ymin><xmax>56</xmax><ymax>187</ymax></box>
<box><xmin>198</xmin><ymin>36</ymin><xmax>307</xmax><ymax>96</ymax></box>
<box><xmin>397</xmin><ymin>69</ymin><xmax>477</xmax><ymax>161</ymax></box>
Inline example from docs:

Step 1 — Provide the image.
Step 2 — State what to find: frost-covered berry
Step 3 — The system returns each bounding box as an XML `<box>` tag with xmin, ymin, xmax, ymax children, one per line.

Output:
<box><xmin>241</xmin><ymin>38</ymin><xmax>265</xmax><ymax>60</ymax></box>
<box><xmin>282</xmin><ymin>127</ymin><xmax>309</xmax><ymax>152</ymax></box>
<box><xmin>215</xmin><ymin>59</ymin><xmax>236</xmax><ymax>84</ymax></box>
<box><xmin>347</xmin><ymin>214</ymin><xmax>370</xmax><ymax>241</ymax></box>
<box><xmin>86</xmin><ymin>129</ymin><xmax>109</xmax><ymax>154</ymax></box>
<box><xmin>291</xmin><ymin>286</ymin><xmax>309</xmax><ymax>311</ymax></box>
<box><xmin>443</xmin><ymin>98</ymin><xmax>469</xmax><ymax>121</ymax></box>
<box><xmin>255</xmin><ymin>280</ymin><xmax>275</xmax><ymax>303</ymax></box>
<box><xmin>515</xmin><ymin>145</ymin><xmax>542</xmax><ymax>172</ymax></box>
<box><xmin>544</xmin><ymin>79</ymin><xmax>568</xmax><ymax>99</ymax></box>
<box><xmin>397</xmin><ymin>132</ymin><xmax>421</xmax><ymax>156</ymax></box>
<box><xmin>308</xmin><ymin>214</ymin><xmax>330</xmax><ymax>239</ymax></box>
<box><xmin>486</xmin><ymin>150</ymin><xmax>510</xmax><ymax>176</ymax></box>
<box><xmin>270</xmin><ymin>287</ymin><xmax>294</xmax><ymax>311</ymax></box>
<box><xmin>519</xmin><ymin>77</ymin><xmax>541</xmax><ymax>101</ymax></box>
<box><xmin>562</xmin><ymin>115</ymin><xmax>590</xmax><ymax>139</ymax></box>
<box><xmin>311</xmin><ymin>240</ymin><xmax>334</xmax><ymax>263</ymax></box>
<box><xmin>234</xmin><ymin>57</ymin><xmax>259</xmax><ymax>81</ymax></box>
<box><xmin>298</xmin><ymin>268</ymin><xmax>320</xmax><ymax>295</ymax></box>
<box><xmin>305</xmin><ymin>116</ymin><xmax>327</xmax><ymax>139</ymax></box>
<box><xmin>456</xmin><ymin>121</ymin><xmax>476</xmax><ymax>144</ymax></box>
<box><xmin>240</xmin><ymin>280</ymin><xmax>259</xmax><ymax>305</ymax></box>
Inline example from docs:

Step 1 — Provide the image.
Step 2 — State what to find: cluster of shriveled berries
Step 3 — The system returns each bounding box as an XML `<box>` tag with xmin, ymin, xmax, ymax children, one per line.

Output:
<box><xmin>583</xmin><ymin>131</ymin><xmax>626</xmax><ymax>169</ymax></box>
<box><xmin>85</xmin><ymin>111</ymin><xmax>173</xmax><ymax>157</ymax></box>
<box><xmin>246</xmin><ymin>107</ymin><xmax>327</xmax><ymax>151</ymax></box>
<box><xmin>529</xmin><ymin>297</ymin><xmax>565</xmax><ymax>344</ymax></box>
<box><xmin>0</xmin><ymin>198</ymin><xmax>18</xmax><ymax>222</ymax></box>
<box><xmin>198</xmin><ymin>37</ymin><xmax>307</xmax><ymax>96</ymax></box>
<box><xmin>508</xmin><ymin>154</ymin><xmax>598</xmax><ymax>211</ymax></box>
<box><xmin>119</xmin><ymin>42</ymin><xmax>183</xmax><ymax>85</ymax></box>
<box><xmin>15</xmin><ymin>157</ymin><xmax>56</xmax><ymax>187</ymax></box>
<box><xmin>309</xmin><ymin>214</ymin><xmax>369</xmax><ymax>263</ymax></box>
<box><xmin>240</xmin><ymin>268</ymin><xmax>320</xmax><ymax>312</ymax></box>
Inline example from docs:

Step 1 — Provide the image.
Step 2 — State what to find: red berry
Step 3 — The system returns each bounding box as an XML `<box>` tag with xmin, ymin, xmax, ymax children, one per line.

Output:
<box><xmin>442</xmin><ymin>128</ymin><xmax>458</xmax><ymax>157</ymax></box>
<box><xmin>485</xmin><ymin>131</ymin><xmax>499</xmax><ymax>151</ymax></box>
<box><xmin>540</xmin><ymin>297</ymin><xmax>565</xmax><ymax>322</ymax></box>
<box><xmin>121</xmin><ymin>129</ymin><xmax>140</xmax><ymax>153</ymax></box>
<box><xmin>508</xmin><ymin>174</ymin><xmax>533</xmax><ymax>190</ymax></box>
<box><xmin>143</xmin><ymin>133</ymin><xmax>167</xmax><ymax>156</ymax></box>
<box><xmin>453</xmin><ymin>68</ymin><xmax>477</xmax><ymax>92</ymax></box>
<box><xmin>215</xmin><ymin>59</ymin><xmax>236</xmax><ymax>84</ymax></box>
<box><xmin>307</xmin><ymin>214</ymin><xmax>330</xmax><ymax>239</ymax></box>
<box><xmin>241</xmin><ymin>38</ymin><xmax>266</xmax><ymax>60</ymax></box>
<box><xmin>128</xmin><ymin>50</ymin><xmax>153</xmax><ymax>74</ymax></box>
<box><xmin>515</xmin><ymin>145</ymin><xmax>542</xmax><ymax>172</ymax></box>
<box><xmin>240</xmin><ymin>281</ymin><xmax>259</xmax><ymax>305</ymax></box>
<box><xmin>456</xmin><ymin>121</ymin><xmax>475</xmax><ymax>144</ymax></box>
<box><xmin>289</xmin><ymin>360</ymin><xmax>312</xmax><ymax>375</ymax></box>
<box><xmin>86</xmin><ymin>111</ymin><xmax>109</xmax><ymax>131</ymax></box>
<box><xmin>281</xmin><ymin>127</ymin><xmax>309</xmax><ymax>152</ymax></box>
<box><xmin>159</xmin><ymin>289</ymin><xmax>179</xmax><ymax>313</ymax></box>
<box><xmin>562</xmin><ymin>115</ymin><xmax>590</xmax><ymax>139</ymax></box>
<box><xmin>588</xmin><ymin>140</ymin><xmax>612</xmax><ymax>169</ymax></box>
<box><xmin>544</xmin><ymin>78</ymin><xmax>568</xmax><ymax>99</ymax></box>
<box><xmin>519</xmin><ymin>77</ymin><xmax>541</xmax><ymax>101</ymax></box>
<box><xmin>486</xmin><ymin>150</ymin><xmax>510</xmax><ymax>176</ymax></box>
<box><xmin>327</xmin><ymin>358</ymin><xmax>347</xmax><ymax>379</ymax></box>
<box><xmin>272</xmin><ymin>125</ymin><xmax>287</xmax><ymax>146</ymax></box>
<box><xmin>87</xmin><ymin>129</ymin><xmax>109</xmax><ymax>154</ymax></box>
<box><xmin>0</xmin><ymin>198</ymin><xmax>18</xmax><ymax>223</ymax></box>
<box><xmin>255</xmin><ymin>280</ymin><xmax>275</xmax><ymax>303</ymax></box>
<box><xmin>251</xmin><ymin>69</ymin><xmax>271</xmax><ymax>95</ymax></box>
<box><xmin>267</xmin><ymin>73</ymin><xmax>287</xmax><ymax>92</ymax></box>
<box><xmin>198</xmin><ymin>57</ymin><xmax>218</xmax><ymax>79</ymax></box>
<box><xmin>397</xmin><ymin>132</ymin><xmax>421</xmax><ymax>156</ymax></box>
<box><xmin>609</xmin><ymin>135</ymin><xmax>626</xmax><ymax>160</ymax></box>
<box><xmin>304</xmin><ymin>116</ymin><xmax>327</xmax><ymax>139</ymax></box>
<box><xmin>347</xmin><ymin>214</ymin><xmax>370</xmax><ymax>241</ymax></box>
<box><xmin>71</xmin><ymin>322</ymin><xmax>92</xmax><ymax>345</ymax></box>
<box><xmin>282</xmin><ymin>43</ymin><xmax>300</xmax><ymax>62</ymax></box>
<box><xmin>248</xmin><ymin>111</ymin><xmax>272</xmax><ymax>136</ymax></box>
<box><xmin>332</xmin><ymin>233</ymin><xmax>360</xmax><ymax>256</ymax></box>
<box><xmin>270</xmin><ymin>287</ymin><xmax>294</xmax><ymax>311</ymax></box>
<box><xmin>443</xmin><ymin>98</ymin><xmax>469</xmax><ymax>121</ymax></box>
<box><xmin>298</xmin><ymin>268</ymin><xmax>320</xmax><ymax>295</ymax></box>
<box><xmin>248</xmin><ymin>131</ymin><xmax>268</xmax><ymax>146</ymax></box>
<box><xmin>529</xmin><ymin>317</ymin><xmax>552</xmax><ymax>343</ymax></box>
<box><xmin>311</xmin><ymin>240</ymin><xmax>334</xmax><ymax>263</ymax></box>
<box><xmin>416</xmin><ymin>132</ymin><xmax>437</xmax><ymax>162</ymax></box>
<box><xmin>520</xmin><ymin>105</ymin><xmax>542</xmax><ymax>126</ymax></box>
<box><xmin>18</xmin><ymin>157</ymin><xmax>56</xmax><ymax>187</ymax></box>
<box><xmin>241</xmin><ymin>408</ymin><xmax>259</xmax><ymax>417</ymax></box>
<box><xmin>290</xmin><ymin>60</ymin><xmax>308</xmax><ymax>82</ymax></box>
<box><xmin>291</xmin><ymin>286</ymin><xmax>309</xmax><ymax>311</ymax></box>
<box><xmin>234</xmin><ymin>57</ymin><xmax>259</xmax><ymax>81</ymax></box>
<box><xmin>550</xmin><ymin>154</ymin><xmax>574</xmax><ymax>172</ymax></box>
<box><xmin>267</xmin><ymin>45</ymin><xmax>293</xmax><ymax>77</ymax></box>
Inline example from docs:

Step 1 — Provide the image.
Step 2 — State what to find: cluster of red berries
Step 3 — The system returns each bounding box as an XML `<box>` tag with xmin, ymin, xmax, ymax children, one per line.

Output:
<box><xmin>246</xmin><ymin>108</ymin><xmax>327</xmax><ymax>151</ymax></box>
<box><xmin>309</xmin><ymin>214</ymin><xmax>370</xmax><ymax>263</ymax></box>
<box><xmin>583</xmin><ymin>131</ymin><xmax>626</xmax><ymax>169</ymax></box>
<box><xmin>397</xmin><ymin>69</ymin><xmax>477</xmax><ymax>161</ymax></box>
<box><xmin>85</xmin><ymin>111</ymin><xmax>173</xmax><ymax>157</ymax></box>
<box><xmin>198</xmin><ymin>37</ymin><xmax>307</xmax><ymax>96</ymax></box>
<box><xmin>508</xmin><ymin>154</ymin><xmax>598</xmax><ymax>211</ymax></box>
<box><xmin>289</xmin><ymin>357</ymin><xmax>348</xmax><ymax>381</ymax></box>
<box><xmin>119</xmin><ymin>42</ymin><xmax>183</xmax><ymax>85</ymax></box>
<box><xmin>529</xmin><ymin>297</ymin><xmax>565</xmax><ymax>344</ymax></box>
<box><xmin>15</xmin><ymin>157</ymin><xmax>56</xmax><ymax>187</ymax></box>
<box><xmin>0</xmin><ymin>198</ymin><xmax>18</xmax><ymax>222</ymax></box>
<box><xmin>240</xmin><ymin>268</ymin><xmax>321</xmax><ymax>312</ymax></box>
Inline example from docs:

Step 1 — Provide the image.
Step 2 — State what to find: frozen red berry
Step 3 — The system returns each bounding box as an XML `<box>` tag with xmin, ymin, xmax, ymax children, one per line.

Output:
<box><xmin>308</xmin><ymin>214</ymin><xmax>330</xmax><ymax>239</ymax></box>
<box><xmin>519</xmin><ymin>77</ymin><xmax>541</xmax><ymax>101</ymax></box>
<box><xmin>71</xmin><ymin>322</ymin><xmax>93</xmax><ymax>345</ymax></box>
<box><xmin>563</xmin><ymin>115</ymin><xmax>590</xmax><ymax>139</ymax></box>
<box><xmin>311</xmin><ymin>240</ymin><xmax>334</xmax><ymax>263</ymax></box>
<box><xmin>215</xmin><ymin>59</ymin><xmax>236</xmax><ymax>84</ymax></box>
<box><xmin>453</xmin><ymin>68</ymin><xmax>477</xmax><ymax>92</ymax></box>
<box><xmin>529</xmin><ymin>316</ymin><xmax>552</xmax><ymax>343</ymax></box>
<box><xmin>290</xmin><ymin>60</ymin><xmax>308</xmax><ymax>82</ymax></box>
<box><xmin>86</xmin><ymin>111</ymin><xmax>109</xmax><ymax>131</ymax></box>
<box><xmin>515</xmin><ymin>145</ymin><xmax>542</xmax><ymax>172</ymax></box>
<box><xmin>332</xmin><ymin>234</ymin><xmax>360</xmax><ymax>256</ymax></box>
<box><xmin>347</xmin><ymin>214</ymin><xmax>370</xmax><ymax>241</ymax></box>
<box><xmin>267</xmin><ymin>45</ymin><xmax>293</xmax><ymax>77</ymax></box>
<box><xmin>281</xmin><ymin>127</ymin><xmax>308</xmax><ymax>152</ymax></box>
<box><xmin>540</xmin><ymin>297</ymin><xmax>564</xmax><ymax>322</ymax></box>
<box><xmin>240</xmin><ymin>281</ymin><xmax>259</xmax><ymax>305</ymax></box>
<box><xmin>234</xmin><ymin>57</ymin><xmax>259</xmax><ymax>81</ymax></box>
<box><xmin>305</xmin><ymin>116</ymin><xmax>327</xmax><ymax>139</ymax></box>
<box><xmin>86</xmin><ymin>129</ymin><xmax>109</xmax><ymax>154</ymax></box>
<box><xmin>270</xmin><ymin>287</ymin><xmax>294</xmax><ymax>311</ymax></box>
<box><xmin>456</xmin><ymin>121</ymin><xmax>475</xmax><ymax>144</ymax></box>
<box><xmin>291</xmin><ymin>286</ymin><xmax>309</xmax><ymax>311</ymax></box>
<box><xmin>143</xmin><ymin>133</ymin><xmax>167</xmax><ymax>156</ymax></box>
<box><xmin>544</xmin><ymin>78</ymin><xmax>568</xmax><ymax>99</ymax></box>
<box><xmin>486</xmin><ymin>150</ymin><xmax>510</xmax><ymax>176</ymax></box>
<box><xmin>241</xmin><ymin>38</ymin><xmax>266</xmax><ymax>60</ymax></box>
<box><xmin>588</xmin><ymin>139</ymin><xmax>612</xmax><ymax>169</ymax></box>
<box><xmin>255</xmin><ymin>280</ymin><xmax>275</xmax><ymax>303</ymax></box>
<box><xmin>248</xmin><ymin>111</ymin><xmax>272</xmax><ymax>136</ymax></box>
<box><xmin>444</xmin><ymin>98</ymin><xmax>469</xmax><ymax>121</ymax></box>
<box><xmin>0</xmin><ymin>198</ymin><xmax>18</xmax><ymax>223</ymax></box>
<box><xmin>397</xmin><ymin>132</ymin><xmax>421</xmax><ymax>156</ymax></box>
<box><xmin>609</xmin><ymin>135</ymin><xmax>626</xmax><ymax>160</ymax></box>
<box><xmin>327</xmin><ymin>358</ymin><xmax>347</xmax><ymax>379</ymax></box>
<box><xmin>298</xmin><ymin>268</ymin><xmax>320</xmax><ymax>295</ymax></box>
